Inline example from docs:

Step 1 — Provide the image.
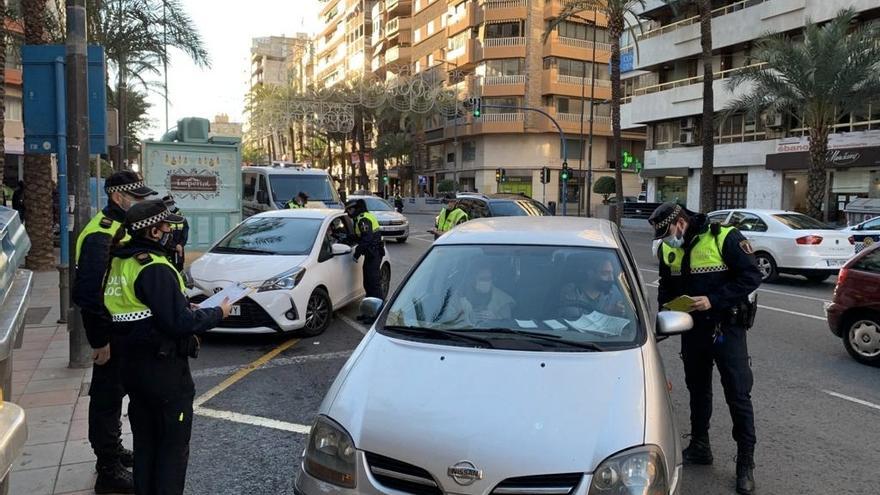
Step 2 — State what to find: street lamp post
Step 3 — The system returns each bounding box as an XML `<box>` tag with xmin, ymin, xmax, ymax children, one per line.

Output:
<box><xmin>586</xmin><ymin>9</ymin><xmax>598</xmax><ymax>218</ymax></box>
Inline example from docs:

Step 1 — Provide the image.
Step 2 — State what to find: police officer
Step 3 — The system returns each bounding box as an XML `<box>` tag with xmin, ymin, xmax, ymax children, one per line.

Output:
<box><xmin>431</xmin><ymin>196</ymin><xmax>468</xmax><ymax>239</ymax></box>
<box><xmin>287</xmin><ymin>191</ymin><xmax>309</xmax><ymax>209</ymax></box>
<box><xmin>649</xmin><ymin>202</ymin><xmax>762</xmax><ymax>495</ymax></box>
<box><xmin>104</xmin><ymin>199</ymin><xmax>231</xmax><ymax>494</ymax></box>
<box><xmin>345</xmin><ymin>199</ymin><xmax>384</xmax><ymax>300</ymax></box>
<box><xmin>73</xmin><ymin>171</ymin><xmax>157</xmax><ymax>493</ymax></box>
<box><xmin>161</xmin><ymin>195</ymin><xmax>189</xmax><ymax>272</ymax></box>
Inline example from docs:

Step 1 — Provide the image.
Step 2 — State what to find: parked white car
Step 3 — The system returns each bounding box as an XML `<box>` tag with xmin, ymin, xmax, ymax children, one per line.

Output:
<box><xmin>347</xmin><ymin>195</ymin><xmax>409</xmax><ymax>243</ymax></box>
<box><xmin>841</xmin><ymin>215</ymin><xmax>880</xmax><ymax>253</ymax></box>
<box><xmin>296</xmin><ymin>216</ymin><xmax>692</xmax><ymax>495</ymax></box>
<box><xmin>188</xmin><ymin>209</ymin><xmax>391</xmax><ymax>335</ymax></box>
<box><xmin>708</xmin><ymin>209</ymin><xmax>853</xmax><ymax>282</ymax></box>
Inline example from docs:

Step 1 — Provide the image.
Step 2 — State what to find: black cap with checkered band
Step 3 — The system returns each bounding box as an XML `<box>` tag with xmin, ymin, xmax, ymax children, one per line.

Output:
<box><xmin>125</xmin><ymin>199</ymin><xmax>184</xmax><ymax>233</ymax></box>
<box><xmin>648</xmin><ymin>202</ymin><xmax>689</xmax><ymax>240</ymax></box>
<box><xmin>104</xmin><ymin>171</ymin><xmax>157</xmax><ymax>198</ymax></box>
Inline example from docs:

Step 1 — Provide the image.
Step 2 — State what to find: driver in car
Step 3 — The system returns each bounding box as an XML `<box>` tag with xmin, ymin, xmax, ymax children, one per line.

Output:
<box><xmin>559</xmin><ymin>258</ymin><xmax>626</xmax><ymax>319</ymax></box>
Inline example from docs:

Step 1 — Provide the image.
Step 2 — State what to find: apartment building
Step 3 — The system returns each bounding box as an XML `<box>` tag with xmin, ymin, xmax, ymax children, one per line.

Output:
<box><xmin>622</xmin><ymin>0</ymin><xmax>880</xmax><ymax>219</ymax></box>
<box><xmin>2</xmin><ymin>1</ymin><xmax>26</xmax><ymax>188</ymax></box>
<box><xmin>316</xmin><ymin>0</ymin><xmax>377</xmax><ymax>87</ymax></box>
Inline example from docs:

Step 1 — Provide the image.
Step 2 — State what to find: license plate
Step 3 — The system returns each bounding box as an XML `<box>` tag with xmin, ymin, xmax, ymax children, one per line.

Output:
<box><xmin>229</xmin><ymin>305</ymin><xmax>241</xmax><ymax>316</ymax></box>
<box><xmin>826</xmin><ymin>259</ymin><xmax>846</xmax><ymax>267</ymax></box>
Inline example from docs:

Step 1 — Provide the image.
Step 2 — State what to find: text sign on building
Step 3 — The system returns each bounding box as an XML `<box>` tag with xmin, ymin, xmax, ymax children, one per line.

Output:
<box><xmin>170</xmin><ymin>174</ymin><xmax>219</xmax><ymax>193</ymax></box>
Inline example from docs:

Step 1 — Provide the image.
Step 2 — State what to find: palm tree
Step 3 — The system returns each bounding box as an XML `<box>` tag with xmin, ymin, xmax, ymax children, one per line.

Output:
<box><xmin>22</xmin><ymin>0</ymin><xmax>55</xmax><ymax>270</ymax></box>
<box><xmin>546</xmin><ymin>0</ymin><xmax>646</xmax><ymax>224</ymax></box>
<box><xmin>0</xmin><ymin>0</ymin><xmax>8</xmax><ymax>192</ymax></box>
<box><xmin>694</xmin><ymin>0</ymin><xmax>714</xmax><ymax>212</ymax></box>
<box><xmin>724</xmin><ymin>8</ymin><xmax>880</xmax><ymax>221</ymax></box>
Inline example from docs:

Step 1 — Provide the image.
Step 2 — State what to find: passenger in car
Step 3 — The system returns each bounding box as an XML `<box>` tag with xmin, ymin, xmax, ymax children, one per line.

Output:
<box><xmin>559</xmin><ymin>258</ymin><xmax>626</xmax><ymax>319</ymax></box>
<box><xmin>461</xmin><ymin>267</ymin><xmax>514</xmax><ymax>323</ymax></box>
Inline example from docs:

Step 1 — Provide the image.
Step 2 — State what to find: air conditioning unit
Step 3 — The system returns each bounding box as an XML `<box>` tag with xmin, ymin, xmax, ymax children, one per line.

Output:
<box><xmin>679</xmin><ymin>131</ymin><xmax>695</xmax><ymax>145</ymax></box>
<box><xmin>680</xmin><ymin>117</ymin><xmax>696</xmax><ymax>130</ymax></box>
<box><xmin>744</xmin><ymin>120</ymin><xmax>757</xmax><ymax>132</ymax></box>
<box><xmin>764</xmin><ymin>112</ymin><xmax>784</xmax><ymax>129</ymax></box>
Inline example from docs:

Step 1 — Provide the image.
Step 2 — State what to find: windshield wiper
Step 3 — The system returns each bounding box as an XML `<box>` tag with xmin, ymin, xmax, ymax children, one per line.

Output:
<box><xmin>383</xmin><ymin>325</ymin><xmax>495</xmax><ymax>348</ymax></box>
<box><xmin>462</xmin><ymin>327</ymin><xmax>605</xmax><ymax>351</ymax></box>
<box><xmin>213</xmin><ymin>246</ymin><xmax>276</xmax><ymax>255</ymax></box>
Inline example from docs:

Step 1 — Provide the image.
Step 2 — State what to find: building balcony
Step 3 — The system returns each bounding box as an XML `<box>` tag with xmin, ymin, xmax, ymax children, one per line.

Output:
<box><xmin>480</xmin><ymin>74</ymin><xmax>526</xmax><ymax>97</ymax></box>
<box><xmin>387</xmin><ymin>0</ymin><xmax>411</xmax><ymax>15</ymax></box>
<box><xmin>386</xmin><ymin>16</ymin><xmax>412</xmax><ymax>37</ymax></box>
<box><xmin>541</xmin><ymin>69</ymin><xmax>612</xmax><ymax>100</ymax></box>
<box><xmin>543</xmin><ymin>32</ymin><xmax>611</xmax><ymax>63</ymax></box>
<box><xmin>479</xmin><ymin>0</ymin><xmax>527</xmax><ymax>23</ymax></box>
<box><xmin>480</xmin><ymin>37</ymin><xmax>526</xmax><ymax>59</ymax></box>
<box><xmin>543</xmin><ymin>0</ymin><xmax>608</xmax><ymax>24</ymax></box>
<box><xmin>385</xmin><ymin>44</ymin><xmax>412</xmax><ymax>65</ymax></box>
<box><xmin>473</xmin><ymin>112</ymin><xmax>525</xmax><ymax>134</ymax></box>
<box><xmin>5</xmin><ymin>68</ymin><xmax>21</xmax><ymax>86</ymax></box>
<box><xmin>447</xmin><ymin>2</ymin><xmax>477</xmax><ymax>36</ymax></box>
<box><xmin>447</xmin><ymin>38</ymin><xmax>479</xmax><ymax>69</ymax></box>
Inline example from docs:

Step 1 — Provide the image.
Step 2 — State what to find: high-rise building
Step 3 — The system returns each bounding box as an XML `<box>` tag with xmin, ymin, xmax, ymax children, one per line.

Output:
<box><xmin>2</xmin><ymin>1</ymin><xmax>26</xmax><ymax>189</ymax></box>
<box><xmin>315</xmin><ymin>0</ymin><xmax>377</xmax><ymax>86</ymax></box>
<box><xmin>622</xmin><ymin>0</ymin><xmax>880</xmax><ymax>218</ymax></box>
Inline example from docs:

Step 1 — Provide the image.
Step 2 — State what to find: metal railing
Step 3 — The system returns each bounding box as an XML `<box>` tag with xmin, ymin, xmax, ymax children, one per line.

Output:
<box><xmin>557</xmin><ymin>74</ymin><xmax>612</xmax><ymax>87</ymax></box>
<box><xmin>637</xmin><ymin>0</ymin><xmax>770</xmax><ymax>41</ymax></box>
<box><xmin>481</xmin><ymin>0</ymin><xmax>527</xmax><ymax>8</ymax></box>
<box><xmin>483</xmin><ymin>37</ymin><xmax>526</xmax><ymax>48</ymax></box>
<box><xmin>557</xmin><ymin>112</ymin><xmax>612</xmax><ymax>125</ymax></box>
<box><xmin>483</xmin><ymin>74</ymin><xmax>526</xmax><ymax>85</ymax></box>
<box><xmin>631</xmin><ymin>62</ymin><xmax>767</xmax><ymax>96</ymax></box>
<box><xmin>557</xmin><ymin>36</ymin><xmax>612</xmax><ymax>52</ymax></box>
<box><xmin>480</xmin><ymin>112</ymin><xmax>524</xmax><ymax>122</ymax></box>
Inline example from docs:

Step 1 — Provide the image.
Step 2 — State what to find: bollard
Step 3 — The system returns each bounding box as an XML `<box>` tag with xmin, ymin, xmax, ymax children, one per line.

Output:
<box><xmin>57</xmin><ymin>264</ymin><xmax>69</xmax><ymax>324</ymax></box>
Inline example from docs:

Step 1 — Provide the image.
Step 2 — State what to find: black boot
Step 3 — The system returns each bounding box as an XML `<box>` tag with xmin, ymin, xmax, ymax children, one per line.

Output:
<box><xmin>117</xmin><ymin>446</ymin><xmax>134</xmax><ymax>468</ymax></box>
<box><xmin>736</xmin><ymin>454</ymin><xmax>756</xmax><ymax>494</ymax></box>
<box><xmin>682</xmin><ymin>434</ymin><xmax>713</xmax><ymax>465</ymax></box>
<box><xmin>95</xmin><ymin>461</ymin><xmax>134</xmax><ymax>494</ymax></box>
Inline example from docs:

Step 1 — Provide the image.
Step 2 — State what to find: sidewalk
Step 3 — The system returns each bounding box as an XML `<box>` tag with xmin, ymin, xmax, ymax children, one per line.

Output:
<box><xmin>9</xmin><ymin>270</ymin><xmax>132</xmax><ymax>495</ymax></box>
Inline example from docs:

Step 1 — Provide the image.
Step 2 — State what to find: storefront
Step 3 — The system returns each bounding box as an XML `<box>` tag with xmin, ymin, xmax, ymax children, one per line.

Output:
<box><xmin>642</xmin><ymin>168</ymin><xmax>688</xmax><ymax>204</ymax></box>
<box><xmin>499</xmin><ymin>176</ymin><xmax>533</xmax><ymax>197</ymax></box>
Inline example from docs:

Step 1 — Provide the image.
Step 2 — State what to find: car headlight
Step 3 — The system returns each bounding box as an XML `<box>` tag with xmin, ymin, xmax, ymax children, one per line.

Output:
<box><xmin>258</xmin><ymin>267</ymin><xmax>306</xmax><ymax>292</ymax></box>
<box><xmin>304</xmin><ymin>415</ymin><xmax>357</xmax><ymax>488</ymax></box>
<box><xmin>589</xmin><ymin>445</ymin><xmax>668</xmax><ymax>495</ymax></box>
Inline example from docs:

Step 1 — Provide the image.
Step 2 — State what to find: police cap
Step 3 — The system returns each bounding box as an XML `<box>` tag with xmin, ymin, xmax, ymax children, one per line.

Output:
<box><xmin>104</xmin><ymin>171</ymin><xmax>157</xmax><ymax>198</ymax></box>
<box><xmin>648</xmin><ymin>202</ymin><xmax>686</xmax><ymax>240</ymax></box>
<box><xmin>125</xmin><ymin>199</ymin><xmax>184</xmax><ymax>232</ymax></box>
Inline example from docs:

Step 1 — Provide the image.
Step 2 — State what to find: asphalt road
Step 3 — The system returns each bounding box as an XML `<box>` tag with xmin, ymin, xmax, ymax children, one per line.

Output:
<box><xmin>182</xmin><ymin>214</ymin><xmax>880</xmax><ymax>495</ymax></box>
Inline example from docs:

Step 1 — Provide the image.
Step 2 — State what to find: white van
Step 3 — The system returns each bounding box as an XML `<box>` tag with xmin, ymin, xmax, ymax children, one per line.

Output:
<box><xmin>241</xmin><ymin>166</ymin><xmax>342</xmax><ymax>217</ymax></box>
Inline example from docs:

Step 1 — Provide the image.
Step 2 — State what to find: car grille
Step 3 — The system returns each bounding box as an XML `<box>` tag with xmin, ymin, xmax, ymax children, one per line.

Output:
<box><xmin>189</xmin><ymin>294</ymin><xmax>282</xmax><ymax>331</ymax></box>
<box><xmin>380</xmin><ymin>219</ymin><xmax>406</xmax><ymax>226</ymax></box>
<box><xmin>491</xmin><ymin>473</ymin><xmax>583</xmax><ymax>495</ymax></box>
<box><xmin>381</xmin><ymin>230</ymin><xmax>406</xmax><ymax>237</ymax></box>
<box><xmin>364</xmin><ymin>452</ymin><xmax>441</xmax><ymax>495</ymax></box>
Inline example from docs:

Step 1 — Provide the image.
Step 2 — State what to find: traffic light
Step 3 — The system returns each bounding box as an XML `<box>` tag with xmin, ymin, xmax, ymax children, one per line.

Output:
<box><xmin>495</xmin><ymin>168</ymin><xmax>507</xmax><ymax>183</ymax></box>
<box><xmin>382</xmin><ymin>174</ymin><xmax>389</xmax><ymax>184</ymax></box>
<box><xmin>540</xmin><ymin>167</ymin><xmax>550</xmax><ymax>184</ymax></box>
<box><xmin>560</xmin><ymin>163</ymin><xmax>570</xmax><ymax>182</ymax></box>
<box><xmin>468</xmin><ymin>96</ymin><xmax>482</xmax><ymax>118</ymax></box>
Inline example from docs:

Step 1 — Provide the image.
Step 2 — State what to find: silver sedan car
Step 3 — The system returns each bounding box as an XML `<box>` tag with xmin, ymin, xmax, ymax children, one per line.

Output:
<box><xmin>295</xmin><ymin>217</ymin><xmax>693</xmax><ymax>495</ymax></box>
<box><xmin>348</xmin><ymin>195</ymin><xmax>409</xmax><ymax>243</ymax></box>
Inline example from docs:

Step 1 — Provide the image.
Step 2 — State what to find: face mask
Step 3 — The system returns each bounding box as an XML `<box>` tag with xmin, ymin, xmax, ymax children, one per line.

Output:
<box><xmin>154</xmin><ymin>228</ymin><xmax>174</xmax><ymax>249</ymax></box>
<box><xmin>663</xmin><ymin>233</ymin><xmax>684</xmax><ymax>248</ymax></box>
<box><xmin>475</xmin><ymin>281</ymin><xmax>491</xmax><ymax>294</ymax></box>
<box><xmin>593</xmin><ymin>280</ymin><xmax>613</xmax><ymax>292</ymax></box>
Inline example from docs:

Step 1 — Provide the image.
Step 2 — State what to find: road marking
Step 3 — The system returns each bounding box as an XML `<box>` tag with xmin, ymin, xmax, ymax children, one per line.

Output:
<box><xmin>410</xmin><ymin>235</ymin><xmax>433</xmax><ymax>243</ymax></box>
<box><xmin>822</xmin><ymin>390</ymin><xmax>880</xmax><ymax>412</ymax></box>
<box><xmin>194</xmin><ymin>406</ymin><xmax>311</xmax><ymax>434</ymax></box>
<box><xmin>192</xmin><ymin>350</ymin><xmax>353</xmax><ymax>378</ymax></box>
<box><xmin>644</xmin><ymin>284</ymin><xmax>826</xmax><ymax>321</ymax></box>
<box><xmin>193</xmin><ymin>337</ymin><xmax>300</xmax><ymax>407</ymax></box>
<box><xmin>639</xmin><ymin>268</ymin><xmax>831</xmax><ymax>303</ymax></box>
<box><xmin>339</xmin><ymin>313</ymin><xmax>369</xmax><ymax>335</ymax></box>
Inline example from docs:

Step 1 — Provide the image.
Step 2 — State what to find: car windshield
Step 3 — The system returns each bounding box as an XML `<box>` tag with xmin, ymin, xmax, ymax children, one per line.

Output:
<box><xmin>358</xmin><ymin>197</ymin><xmax>393</xmax><ymax>211</ymax></box>
<box><xmin>212</xmin><ymin>217</ymin><xmax>322</xmax><ymax>256</ymax></box>
<box><xmin>382</xmin><ymin>245</ymin><xmax>643</xmax><ymax>351</ymax></box>
<box><xmin>488</xmin><ymin>200</ymin><xmax>550</xmax><ymax>217</ymax></box>
<box><xmin>268</xmin><ymin>174</ymin><xmax>340</xmax><ymax>205</ymax></box>
<box><xmin>773</xmin><ymin>213</ymin><xmax>829</xmax><ymax>230</ymax></box>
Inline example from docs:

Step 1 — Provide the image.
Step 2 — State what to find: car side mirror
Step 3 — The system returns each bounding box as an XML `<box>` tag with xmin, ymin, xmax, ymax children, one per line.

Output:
<box><xmin>331</xmin><ymin>243</ymin><xmax>352</xmax><ymax>256</ymax></box>
<box><xmin>656</xmin><ymin>311</ymin><xmax>693</xmax><ymax>336</ymax></box>
<box><xmin>360</xmin><ymin>297</ymin><xmax>383</xmax><ymax>320</ymax></box>
<box><xmin>256</xmin><ymin>190</ymin><xmax>269</xmax><ymax>205</ymax></box>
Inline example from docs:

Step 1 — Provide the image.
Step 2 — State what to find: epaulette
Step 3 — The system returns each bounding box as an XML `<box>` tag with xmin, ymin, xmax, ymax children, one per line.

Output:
<box><xmin>710</xmin><ymin>222</ymin><xmax>721</xmax><ymax>236</ymax></box>
<box><xmin>99</xmin><ymin>217</ymin><xmax>114</xmax><ymax>228</ymax></box>
<box><xmin>134</xmin><ymin>252</ymin><xmax>153</xmax><ymax>265</ymax></box>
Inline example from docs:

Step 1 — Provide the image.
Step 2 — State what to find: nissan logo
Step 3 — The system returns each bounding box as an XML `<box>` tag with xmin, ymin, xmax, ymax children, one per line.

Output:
<box><xmin>448</xmin><ymin>461</ymin><xmax>483</xmax><ymax>486</ymax></box>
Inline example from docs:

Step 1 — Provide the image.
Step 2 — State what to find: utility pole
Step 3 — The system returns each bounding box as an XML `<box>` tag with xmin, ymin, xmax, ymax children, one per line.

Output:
<box><xmin>586</xmin><ymin>7</ymin><xmax>598</xmax><ymax>218</ymax></box>
<box><xmin>66</xmin><ymin>0</ymin><xmax>92</xmax><ymax>368</ymax></box>
<box><xmin>163</xmin><ymin>0</ymin><xmax>169</xmax><ymax>133</ymax></box>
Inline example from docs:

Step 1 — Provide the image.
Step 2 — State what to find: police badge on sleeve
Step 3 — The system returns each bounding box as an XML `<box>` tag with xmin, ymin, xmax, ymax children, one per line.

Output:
<box><xmin>739</xmin><ymin>239</ymin><xmax>755</xmax><ymax>255</ymax></box>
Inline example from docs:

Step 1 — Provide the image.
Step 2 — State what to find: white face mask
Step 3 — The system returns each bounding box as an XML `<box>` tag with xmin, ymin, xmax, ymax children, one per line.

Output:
<box><xmin>663</xmin><ymin>233</ymin><xmax>685</xmax><ymax>248</ymax></box>
<box><xmin>475</xmin><ymin>281</ymin><xmax>492</xmax><ymax>294</ymax></box>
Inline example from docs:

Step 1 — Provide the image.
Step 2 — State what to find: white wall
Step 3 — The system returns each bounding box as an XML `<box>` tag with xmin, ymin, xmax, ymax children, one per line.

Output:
<box><xmin>686</xmin><ymin>169</ymin><xmax>701</xmax><ymax>211</ymax></box>
<box><xmin>623</xmin><ymin>78</ymin><xmax>755</xmax><ymax>124</ymax></box>
<box><xmin>646</xmin><ymin>177</ymin><xmax>658</xmax><ymax>202</ymax></box>
<box><xmin>747</xmin><ymin>167</ymin><xmax>783</xmax><ymax>209</ymax></box>
<box><xmin>646</xmin><ymin>140</ymin><xmax>777</xmax><ymax>170</ymax></box>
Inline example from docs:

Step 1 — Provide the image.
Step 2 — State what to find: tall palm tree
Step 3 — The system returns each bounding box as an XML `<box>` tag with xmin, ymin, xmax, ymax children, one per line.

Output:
<box><xmin>546</xmin><ymin>0</ymin><xmax>646</xmax><ymax>224</ymax></box>
<box><xmin>724</xmin><ymin>8</ymin><xmax>880</xmax><ymax>221</ymax></box>
<box><xmin>22</xmin><ymin>0</ymin><xmax>55</xmax><ymax>270</ymax></box>
<box><xmin>695</xmin><ymin>0</ymin><xmax>714</xmax><ymax>212</ymax></box>
<box><xmin>0</xmin><ymin>0</ymin><xmax>8</xmax><ymax>193</ymax></box>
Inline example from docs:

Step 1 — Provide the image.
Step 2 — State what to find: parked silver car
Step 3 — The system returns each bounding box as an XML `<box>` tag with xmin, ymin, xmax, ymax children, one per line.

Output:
<box><xmin>295</xmin><ymin>217</ymin><xmax>692</xmax><ymax>495</ymax></box>
<box><xmin>349</xmin><ymin>195</ymin><xmax>410</xmax><ymax>243</ymax></box>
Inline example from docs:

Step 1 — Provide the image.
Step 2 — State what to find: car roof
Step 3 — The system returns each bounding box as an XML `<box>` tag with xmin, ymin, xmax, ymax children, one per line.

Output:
<box><xmin>255</xmin><ymin>208</ymin><xmax>341</xmax><ymax>220</ymax></box>
<box><xmin>436</xmin><ymin>217</ymin><xmax>619</xmax><ymax>248</ymax></box>
<box><xmin>348</xmin><ymin>195</ymin><xmax>386</xmax><ymax>201</ymax></box>
<box><xmin>456</xmin><ymin>192</ymin><xmax>535</xmax><ymax>201</ymax></box>
<box><xmin>242</xmin><ymin>166</ymin><xmax>330</xmax><ymax>176</ymax></box>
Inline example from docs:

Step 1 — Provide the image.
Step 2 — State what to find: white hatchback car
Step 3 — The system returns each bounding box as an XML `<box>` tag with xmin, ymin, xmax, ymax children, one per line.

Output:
<box><xmin>295</xmin><ymin>217</ymin><xmax>693</xmax><ymax>495</ymax></box>
<box><xmin>188</xmin><ymin>209</ymin><xmax>391</xmax><ymax>336</ymax></box>
<box><xmin>347</xmin><ymin>195</ymin><xmax>410</xmax><ymax>243</ymax></box>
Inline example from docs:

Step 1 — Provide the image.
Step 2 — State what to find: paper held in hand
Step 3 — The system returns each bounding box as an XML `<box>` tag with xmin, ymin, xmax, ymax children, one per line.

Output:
<box><xmin>662</xmin><ymin>295</ymin><xmax>697</xmax><ymax>313</ymax></box>
<box><xmin>196</xmin><ymin>283</ymin><xmax>254</xmax><ymax>309</ymax></box>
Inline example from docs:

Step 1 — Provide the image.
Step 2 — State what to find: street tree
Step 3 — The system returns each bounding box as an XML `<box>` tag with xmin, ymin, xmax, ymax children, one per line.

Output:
<box><xmin>724</xmin><ymin>8</ymin><xmax>880</xmax><ymax>221</ymax></box>
<box><xmin>0</xmin><ymin>0</ymin><xmax>8</xmax><ymax>192</ymax></box>
<box><xmin>593</xmin><ymin>176</ymin><xmax>616</xmax><ymax>204</ymax></box>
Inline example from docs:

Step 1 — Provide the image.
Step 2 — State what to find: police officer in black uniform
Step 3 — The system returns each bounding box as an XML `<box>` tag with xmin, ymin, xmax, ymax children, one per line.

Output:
<box><xmin>73</xmin><ymin>171</ymin><xmax>157</xmax><ymax>493</ymax></box>
<box><xmin>345</xmin><ymin>199</ymin><xmax>384</xmax><ymax>300</ymax></box>
<box><xmin>104</xmin><ymin>199</ymin><xmax>231</xmax><ymax>494</ymax></box>
<box><xmin>161</xmin><ymin>195</ymin><xmax>189</xmax><ymax>272</ymax></box>
<box><xmin>649</xmin><ymin>203</ymin><xmax>762</xmax><ymax>495</ymax></box>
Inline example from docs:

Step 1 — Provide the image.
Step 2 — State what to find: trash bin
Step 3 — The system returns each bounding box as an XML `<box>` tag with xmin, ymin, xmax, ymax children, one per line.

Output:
<box><xmin>0</xmin><ymin>206</ymin><xmax>32</xmax><ymax>495</ymax></box>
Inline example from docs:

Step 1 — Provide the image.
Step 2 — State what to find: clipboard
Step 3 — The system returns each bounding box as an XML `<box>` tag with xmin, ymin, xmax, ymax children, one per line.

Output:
<box><xmin>196</xmin><ymin>283</ymin><xmax>254</xmax><ymax>309</ymax></box>
<box><xmin>662</xmin><ymin>295</ymin><xmax>696</xmax><ymax>312</ymax></box>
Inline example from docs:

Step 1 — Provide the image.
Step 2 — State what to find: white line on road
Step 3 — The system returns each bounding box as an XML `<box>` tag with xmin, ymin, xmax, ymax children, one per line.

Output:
<box><xmin>194</xmin><ymin>406</ymin><xmax>311</xmax><ymax>434</ymax></box>
<box><xmin>339</xmin><ymin>313</ymin><xmax>369</xmax><ymax>335</ymax></box>
<box><xmin>822</xmin><ymin>390</ymin><xmax>880</xmax><ymax>412</ymax></box>
<box><xmin>409</xmin><ymin>235</ymin><xmax>434</xmax><ymax>243</ymax></box>
<box><xmin>192</xmin><ymin>350</ymin><xmax>354</xmax><ymax>378</ymax></box>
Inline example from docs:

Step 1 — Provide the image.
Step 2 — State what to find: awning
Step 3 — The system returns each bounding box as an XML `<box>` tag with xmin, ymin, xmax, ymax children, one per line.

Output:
<box><xmin>640</xmin><ymin>167</ymin><xmax>688</xmax><ymax>178</ymax></box>
<box><xmin>766</xmin><ymin>146</ymin><xmax>880</xmax><ymax>170</ymax></box>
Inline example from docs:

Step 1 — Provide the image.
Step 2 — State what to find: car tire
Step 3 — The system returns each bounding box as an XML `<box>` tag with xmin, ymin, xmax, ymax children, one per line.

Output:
<box><xmin>754</xmin><ymin>252</ymin><xmax>778</xmax><ymax>282</ymax></box>
<box><xmin>805</xmin><ymin>274</ymin><xmax>830</xmax><ymax>283</ymax></box>
<box><xmin>380</xmin><ymin>263</ymin><xmax>391</xmax><ymax>299</ymax></box>
<box><xmin>300</xmin><ymin>288</ymin><xmax>332</xmax><ymax>337</ymax></box>
<box><xmin>397</xmin><ymin>237</ymin><xmax>408</xmax><ymax>244</ymax></box>
<box><xmin>842</xmin><ymin>312</ymin><xmax>880</xmax><ymax>367</ymax></box>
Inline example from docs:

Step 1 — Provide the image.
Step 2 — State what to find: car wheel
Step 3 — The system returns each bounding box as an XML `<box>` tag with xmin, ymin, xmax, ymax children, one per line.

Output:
<box><xmin>397</xmin><ymin>237</ymin><xmax>408</xmax><ymax>244</ymax></box>
<box><xmin>842</xmin><ymin>313</ymin><xmax>880</xmax><ymax>366</ymax></box>
<box><xmin>806</xmin><ymin>274</ymin><xmax>830</xmax><ymax>283</ymax></box>
<box><xmin>380</xmin><ymin>263</ymin><xmax>391</xmax><ymax>299</ymax></box>
<box><xmin>300</xmin><ymin>288</ymin><xmax>332</xmax><ymax>337</ymax></box>
<box><xmin>754</xmin><ymin>252</ymin><xmax>778</xmax><ymax>282</ymax></box>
